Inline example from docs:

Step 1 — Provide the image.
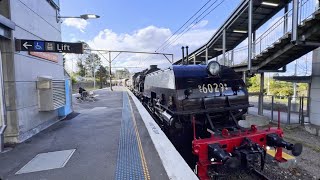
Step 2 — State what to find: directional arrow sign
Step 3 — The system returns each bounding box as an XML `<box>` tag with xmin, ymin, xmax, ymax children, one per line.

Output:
<box><xmin>23</xmin><ymin>42</ymin><xmax>32</xmax><ymax>49</ymax></box>
<box><xmin>15</xmin><ymin>39</ymin><xmax>84</xmax><ymax>54</ymax></box>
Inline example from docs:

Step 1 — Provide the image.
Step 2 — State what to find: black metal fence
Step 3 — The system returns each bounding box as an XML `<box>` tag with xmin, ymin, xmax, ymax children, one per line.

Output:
<box><xmin>249</xmin><ymin>95</ymin><xmax>309</xmax><ymax>125</ymax></box>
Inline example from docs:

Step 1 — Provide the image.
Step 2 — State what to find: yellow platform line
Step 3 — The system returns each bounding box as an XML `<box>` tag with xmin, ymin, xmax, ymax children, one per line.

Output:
<box><xmin>128</xmin><ymin>94</ymin><xmax>151</xmax><ymax>180</ymax></box>
<box><xmin>267</xmin><ymin>149</ymin><xmax>295</xmax><ymax>160</ymax></box>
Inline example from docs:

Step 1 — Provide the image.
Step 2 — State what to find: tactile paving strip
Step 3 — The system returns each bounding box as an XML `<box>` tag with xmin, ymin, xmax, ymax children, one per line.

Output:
<box><xmin>115</xmin><ymin>93</ymin><xmax>145</xmax><ymax>180</ymax></box>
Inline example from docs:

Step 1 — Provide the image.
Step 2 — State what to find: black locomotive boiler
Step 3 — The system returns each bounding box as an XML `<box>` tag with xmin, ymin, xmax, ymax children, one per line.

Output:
<box><xmin>131</xmin><ymin>62</ymin><xmax>302</xmax><ymax>180</ymax></box>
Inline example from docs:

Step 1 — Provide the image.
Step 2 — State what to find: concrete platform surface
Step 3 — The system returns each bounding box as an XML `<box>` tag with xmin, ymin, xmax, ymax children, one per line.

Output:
<box><xmin>0</xmin><ymin>87</ymin><xmax>168</xmax><ymax>180</ymax></box>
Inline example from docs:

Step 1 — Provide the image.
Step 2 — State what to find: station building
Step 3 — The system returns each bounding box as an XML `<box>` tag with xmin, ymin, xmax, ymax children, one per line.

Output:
<box><xmin>0</xmin><ymin>0</ymin><xmax>72</xmax><ymax>144</ymax></box>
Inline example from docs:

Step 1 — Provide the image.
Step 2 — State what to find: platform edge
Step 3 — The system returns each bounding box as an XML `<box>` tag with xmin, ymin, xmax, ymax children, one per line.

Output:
<box><xmin>127</xmin><ymin>90</ymin><xmax>198</xmax><ymax>180</ymax></box>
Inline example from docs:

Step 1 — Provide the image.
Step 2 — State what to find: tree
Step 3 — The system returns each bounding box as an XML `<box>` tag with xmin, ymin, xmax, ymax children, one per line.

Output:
<box><xmin>269</xmin><ymin>80</ymin><xmax>293</xmax><ymax>97</ymax></box>
<box><xmin>76</xmin><ymin>41</ymin><xmax>90</xmax><ymax>77</ymax></box>
<box><xmin>247</xmin><ymin>74</ymin><xmax>293</xmax><ymax>96</ymax></box>
<box><xmin>247</xmin><ymin>74</ymin><xmax>294</xmax><ymax>97</ymax></box>
<box><xmin>96</xmin><ymin>65</ymin><xmax>107</xmax><ymax>89</ymax></box>
<box><xmin>247</xmin><ymin>74</ymin><xmax>261</xmax><ymax>92</ymax></box>
<box><xmin>114</xmin><ymin>68</ymin><xmax>130</xmax><ymax>79</ymax></box>
<box><xmin>298</xmin><ymin>83</ymin><xmax>308</xmax><ymax>97</ymax></box>
<box><xmin>77</xmin><ymin>61</ymin><xmax>86</xmax><ymax>77</ymax></box>
<box><xmin>85</xmin><ymin>53</ymin><xmax>101</xmax><ymax>77</ymax></box>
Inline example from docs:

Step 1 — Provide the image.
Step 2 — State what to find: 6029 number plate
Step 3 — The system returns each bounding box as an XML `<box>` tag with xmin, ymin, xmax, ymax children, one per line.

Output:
<box><xmin>198</xmin><ymin>83</ymin><xmax>228</xmax><ymax>93</ymax></box>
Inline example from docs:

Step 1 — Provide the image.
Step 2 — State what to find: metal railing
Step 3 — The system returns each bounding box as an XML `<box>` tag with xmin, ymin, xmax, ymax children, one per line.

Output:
<box><xmin>233</xmin><ymin>45</ymin><xmax>249</xmax><ymax>65</ymax></box>
<box><xmin>231</xmin><ymin>0</ymin><xmax>319</xmax><ymax>66</ymax></box>
<box><xmin>249</xmin><ymin>94</ymin><xmax>310</xmax><ymax>125</ymax></box>
<box><xmin>254</xmin><ymin>8</ymin><xmax>293</xmax><ymax>55</ymax></box>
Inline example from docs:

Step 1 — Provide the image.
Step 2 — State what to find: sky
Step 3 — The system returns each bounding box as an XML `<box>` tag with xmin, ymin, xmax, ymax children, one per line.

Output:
<box><xmin>60</xmin><ymin>0</ymin><xmax>313</xmax><ymax>75</ymax></box>
<box><xmin>60</xmin><ymin>0</ymin><xmax>242</xmax><ymax>72</ymax></box>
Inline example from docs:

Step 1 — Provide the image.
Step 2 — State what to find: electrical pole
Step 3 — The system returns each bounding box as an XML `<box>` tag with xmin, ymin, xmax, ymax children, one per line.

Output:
<box><xmin>93</xmin><ymin>67</ymin><xmax>96</xmax><ymax>89</ymax></box>
<box><xmin>293</xmin><ymin>60</ymin><xmax>297</xmax><ymax>101</ymax></box>
<box><xmin>92</xmin><ymin>54</ymin><xmax>96</xmax><ymax>89</ymax></box>
<box><xmin>267</xmin><ymin>73</ymin><xmax>270</xmax><ymax>95</ymax></box>
<box><xmin>305</xmin><ymin>55</ymin><xmax>308</xmax><ymax>75</ymax></box>
<box><xmin>71</xmin><ymin>58</ymin><xmax>74</xmax><ymax>77</ymax></box>
<box><xmin>109</xmin><ymin>52</ymin><xmax>113</xmax><ymax>91</ymax></box>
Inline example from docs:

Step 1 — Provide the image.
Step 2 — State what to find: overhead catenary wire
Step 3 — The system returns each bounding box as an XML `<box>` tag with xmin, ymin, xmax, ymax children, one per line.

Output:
<box><xmin>138</xmin><ymin>0</ymin><xmax>214</xmax><ymax>67</ymax></box>
<box><xmin>160</xmin><ymin>0</ymin><xmax>225</xmax><ymax>52</ymax></box>
<box><xmin>154</xmin><ymin>0</ymin><xmax>213</xmax><ymax>52</ymax></box>
<box><xmin>158</xmin><ymin>0</ymin><xmax>220</xmax><ymax>51</ymax></box>
<box><xmin>139</xmin><ymin>0</ymin><xmax>226</xmax><ymax>66</ymax></box>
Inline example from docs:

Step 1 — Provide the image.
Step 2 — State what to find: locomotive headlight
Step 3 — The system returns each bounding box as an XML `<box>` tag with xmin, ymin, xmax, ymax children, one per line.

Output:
<box><xmin>207</xmin><ymin>61</ymin><xmax>220</xmax><ymax>76</ymax></box>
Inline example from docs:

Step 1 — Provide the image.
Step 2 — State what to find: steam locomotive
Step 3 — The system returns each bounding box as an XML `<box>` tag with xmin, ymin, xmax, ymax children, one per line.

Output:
<box><xmin>131</xmin><ymin>61</ymin><xmax>302</xmax><ymax>179</ymax></box>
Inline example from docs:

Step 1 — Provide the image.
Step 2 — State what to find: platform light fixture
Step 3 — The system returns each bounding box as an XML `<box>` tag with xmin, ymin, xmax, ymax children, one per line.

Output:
<box><xmin>233</xmin><ymin>30</ymin><xmax>247</xmax><ymax>33</ymax></box>
<box><xmin>57</xmin><ymin>13</ymin><xmax>100</xmax><ymax>22</ymax></box>
<box><xmin>261</xmin><ymin>2</ymin><xmax>279</xmax><ymax>7</ymax></box>
<box><xmin>79</xmin><ymin>14</ymin><xmax>100</xmax><ymax>20</ymax></box>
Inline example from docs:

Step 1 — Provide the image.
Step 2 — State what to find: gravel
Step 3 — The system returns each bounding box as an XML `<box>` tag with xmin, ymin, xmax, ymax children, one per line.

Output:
<box><xmin>209</xmin><ymin>161</ymin><xmax>316</xmax><ymax>180</ymax></box>
<box><xmin>262</xmin><ymin>160</ymin><xmax>317</xmax><ymax>180</ymax></box>
<box><xmin>283</xmin><ymin>125</ymin><xmax>320</xmax><ymax>180</ymax></box>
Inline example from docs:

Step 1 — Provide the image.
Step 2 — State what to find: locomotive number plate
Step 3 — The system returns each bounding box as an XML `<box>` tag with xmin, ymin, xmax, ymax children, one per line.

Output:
<box><xmin>198</xmin><ymin>83</ymin><xmax>228</xmax><ymax>93</ymax></box>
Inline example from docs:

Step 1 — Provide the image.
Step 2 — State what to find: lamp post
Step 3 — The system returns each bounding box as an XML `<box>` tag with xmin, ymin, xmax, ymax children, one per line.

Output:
<box><xmin>92</xmin><ymin>54</ymin><xmax>96</xmax><ymax>89</ymax></box>
<box><xmin>109</xmin><ymin>52</ymin><xmax>113</xmax><ymax>91</ymax></box>
<box><xmin>57</xmin><ymin>13</ymin><xmax>100</xmax><ymax>86</ymax></box>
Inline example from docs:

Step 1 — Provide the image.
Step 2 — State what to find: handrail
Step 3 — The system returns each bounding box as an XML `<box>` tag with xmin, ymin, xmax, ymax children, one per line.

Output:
<box><xmin>256</xmin><ymin>9</ymin><xmax>293</xmax><ymax>43</ymax></box>
<box><xmin>231</xmin><ymin>0</ymin><xmax>319</xmax><ymax>66</ymax></box>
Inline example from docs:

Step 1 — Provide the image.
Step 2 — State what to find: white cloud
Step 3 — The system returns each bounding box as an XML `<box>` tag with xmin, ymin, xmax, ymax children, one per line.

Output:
<box><xmin>83</xmin><ymin>23</ymin><xmax>214</xmax><ymax>72</ymax></box>
<box><xmin>63</xmin><ymin>18</ymin><xmax>88</xmax><ymax>32</ymax></box>
<box><xmin>191</xmin><ymin>20</ymin><xmax>209</xmax><ymax>29</ymax></box>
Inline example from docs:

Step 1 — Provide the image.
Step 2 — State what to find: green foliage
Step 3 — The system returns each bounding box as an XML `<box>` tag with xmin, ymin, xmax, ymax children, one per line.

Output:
<box><xmin>71</xmin><ymin>75</ymin><xmax>77</xmax><ymax>85</ymax></box>
<box><xmin>247</xmin><ymin>75</ymin><xmax>305</xmax><ymax>97</ymax></box>
<box><xmin>75</xmin><ymin>42</ymin><xmax>91</xmax><ymax>77</ymax></box>
<box><xmin>298</xmin><ymin>83</ymin><xmax>308</xmax><ymax>97</ymax></box>
<box><xmin>96</xmin><ymin>66</ymin><xmax>108</xmax><ymax>77</ymax></box>
<box><xmin>247</xmin><ymin>75</ymin><xmax>261</xmax><ymax>92</ymax></box>
<box><xmin>96</xmin><ymin>65</ymin><xmax>108</xmax><ymax>89</ymax></box>
<box><xmin>114</xmin><ymin>68</ymin><xmax>130</xmax><ymax>79</ymax></box>
<box><xmin>85</xmin><ymin>53</ymin><xmax>102</xmax><ymax>77</ymax></box>
<box><xmin>269</xmin><ymin>80</ymin><xmax>293</xmax><ymax>96</ymax></box>
<box><xmin>77</xmin><ymin>61</ymin><xmax>86</xmax><ymax>77</ymax></box>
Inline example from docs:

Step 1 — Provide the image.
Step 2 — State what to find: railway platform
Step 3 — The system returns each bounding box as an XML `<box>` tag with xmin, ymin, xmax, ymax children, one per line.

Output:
<box><xmin>0</xmin><ymin>87</ymin><xmax>195</xmax><ymax>180</ymax></box>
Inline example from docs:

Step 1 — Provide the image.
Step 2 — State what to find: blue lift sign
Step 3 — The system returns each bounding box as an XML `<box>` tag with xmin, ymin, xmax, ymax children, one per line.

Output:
<box><xmin>15</xmin><ymin>39</ymin><xmax>83</xmax><ymax>54</ymax></box>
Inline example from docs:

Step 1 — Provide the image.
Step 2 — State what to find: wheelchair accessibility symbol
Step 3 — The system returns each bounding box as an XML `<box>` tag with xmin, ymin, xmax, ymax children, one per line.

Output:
<box><xmin>34</xmin><ymin>41</ymin><xmax>44</xmax><ymax>51</ymax></box>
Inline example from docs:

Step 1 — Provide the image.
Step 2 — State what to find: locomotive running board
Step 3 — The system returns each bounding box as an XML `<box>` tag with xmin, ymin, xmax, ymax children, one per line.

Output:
<box><xmin>161</xmin><ymin>104</ymin><xmax>252</xmax><ymax>115</ymax></box>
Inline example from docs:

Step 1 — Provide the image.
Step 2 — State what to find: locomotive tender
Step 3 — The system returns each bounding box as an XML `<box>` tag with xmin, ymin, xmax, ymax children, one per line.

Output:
<box><xmin>132</xmin><ymin>61</ymin><xmax>302</xmax><ymax>180</ymax></box>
